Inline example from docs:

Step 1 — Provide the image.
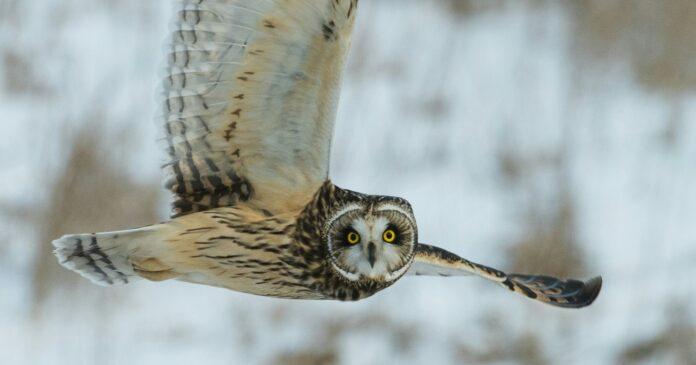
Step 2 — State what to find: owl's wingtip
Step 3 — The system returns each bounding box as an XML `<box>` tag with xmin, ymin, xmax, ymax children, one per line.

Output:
<box><xmin>506</xmin><ymin>273</ymin><xmax>603</xmax><ymax>309</ymax></box>
<box><xmin>562</xmin><ymin>275</ymin><xmax>602</xmax><ymax>308</ymax></box>
<box><xmin>580</xmin><ymin>275</ymin><xmax>602</xmax><ymax>307</ymax></box>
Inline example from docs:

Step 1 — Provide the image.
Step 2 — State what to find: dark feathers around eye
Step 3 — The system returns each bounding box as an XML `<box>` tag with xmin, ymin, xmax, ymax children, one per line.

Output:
<box><xmin>337</xmin><ymin>226</ymin><xmax>359</xmax><ymax>247</ymax></box>
<box><xmin>385</xmin><ymin>223</ymin><xmax>401</xmax><ymax>244</ymax></box>
<box><xmin>378</xmin><ymin>211</ymin><xmax>415</xmax><ymax>245</ymax></box>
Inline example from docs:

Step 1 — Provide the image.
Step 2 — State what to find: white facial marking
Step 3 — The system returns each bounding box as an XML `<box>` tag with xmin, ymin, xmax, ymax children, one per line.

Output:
<box><xmin>376</xmin><ymin>204</ymin><xmax>415</xmax><ymax>226</ymax></box>
<box><xmin>326</xmin><ymin>203</ymin><xmax>362</xmax><ymax>230</ymax></box>
<box><xmin>329</xmin><ymin>212</ymin><xmax>413</xmax><ymax>281</ymax></box>
<box><xmin>330</xmin><ymin>261</ymin><xmax>361</xmax><ymax>281</ymax></box>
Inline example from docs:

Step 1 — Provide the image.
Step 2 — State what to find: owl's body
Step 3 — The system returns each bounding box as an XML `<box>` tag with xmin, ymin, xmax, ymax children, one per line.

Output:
<box><xmin>152</xmin><ymin>181</ymin><xmax>396</xmax><ymax>301</ymax></box>
<box><xmin>141</xmin><ymin>205</ymin><xmax>305</xmax><ymax>299</ymax></box>
<box><xmin>53</xmin><ymin>0</ymin><xmax>602</xmax><ymax>308</ymax></box>
<box><xmin>58</xmin><ymin>182</ymin><xmax>406</xmax><ymax>301</ymax></box>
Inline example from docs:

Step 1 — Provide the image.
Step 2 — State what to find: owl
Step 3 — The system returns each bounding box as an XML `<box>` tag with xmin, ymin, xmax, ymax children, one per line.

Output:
<box><xmin>53</xmin><ymin>0</ymin><xmax>601</xmax><ymax>307</ymax></box>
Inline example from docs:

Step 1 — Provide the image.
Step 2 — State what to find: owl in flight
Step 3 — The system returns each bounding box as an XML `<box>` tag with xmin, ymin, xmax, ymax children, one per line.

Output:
<box><xmin>53</xmin><ymin>0</ymin><xmax>601</xmax><ymax>307</ymax></box>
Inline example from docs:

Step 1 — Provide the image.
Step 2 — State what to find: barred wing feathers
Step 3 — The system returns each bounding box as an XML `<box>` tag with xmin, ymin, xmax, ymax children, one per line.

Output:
<box><xmin>162</xmin><ymin>0</ymin><xmax>359</xmax><ymax>217</ymax></box>
<box><xmin>409</xmin><ymin>244</ymin><xmax>602</xmax><ymax>308</ymax></box>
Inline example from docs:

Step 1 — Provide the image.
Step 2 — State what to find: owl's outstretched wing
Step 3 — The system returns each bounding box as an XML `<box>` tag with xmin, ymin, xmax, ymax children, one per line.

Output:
<box><xmin>161</xmin><ymin>0</ymin><xmax>358</xmax><ymax>217</ymax></box>
<box><xmin>408</xmin><ymin>244</ymin><xmax>602</xmax><ymax>308</ymax></box>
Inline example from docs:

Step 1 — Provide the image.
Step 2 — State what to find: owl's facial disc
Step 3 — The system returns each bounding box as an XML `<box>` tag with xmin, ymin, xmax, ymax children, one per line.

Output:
<box><xmin>326</xmin><ymin>203</ymin><xmax>417</xmax><ymax>282</ymax></box>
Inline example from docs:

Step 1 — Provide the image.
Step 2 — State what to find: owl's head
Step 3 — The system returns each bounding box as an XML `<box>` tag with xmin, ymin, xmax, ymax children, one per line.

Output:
<box><xmin>324</xmin><ymin>195</ymin><xmax>417</xmax><ymax>283</ymax></box>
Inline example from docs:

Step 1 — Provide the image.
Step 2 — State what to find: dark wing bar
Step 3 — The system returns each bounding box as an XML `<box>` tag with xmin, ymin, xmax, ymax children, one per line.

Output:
<box><xmin>409</xmin><ymin>244</ymin><xmax>602</xmax><ymax>309</ymax></box>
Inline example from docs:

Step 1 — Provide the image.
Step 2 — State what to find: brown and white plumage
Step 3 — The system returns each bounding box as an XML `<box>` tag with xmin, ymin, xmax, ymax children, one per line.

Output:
<box><xmin>410</xmin><ymin>244</ymin><xmax>602</xmax><ymax>308</ymax></box>
<box><xmin>53</xmin><ymin>0</ymin><xmax>602</xmax><ymax>308</ymax></box>
<box><xmin>162</xmin><ymin>0</ymin><xmax>357</xmax><ymax>216</ymax></box>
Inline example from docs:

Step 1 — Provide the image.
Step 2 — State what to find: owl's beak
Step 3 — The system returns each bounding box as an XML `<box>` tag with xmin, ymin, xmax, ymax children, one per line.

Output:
<box><xmin>367</xmin><ymin>242</ymin><xmax>376</xmax><ymax>268</ymax></box>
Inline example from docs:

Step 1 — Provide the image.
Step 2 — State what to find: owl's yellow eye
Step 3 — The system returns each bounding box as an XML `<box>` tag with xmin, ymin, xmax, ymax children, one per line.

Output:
<box><xmin>383</xmin><ymin>229</ymin><xmax>397</xmax><ymax>243</ymax></box>
<box><xmin>346</xmin><ymin>231</ymin><xmax>360</xmax><ymax>244</ymax></box>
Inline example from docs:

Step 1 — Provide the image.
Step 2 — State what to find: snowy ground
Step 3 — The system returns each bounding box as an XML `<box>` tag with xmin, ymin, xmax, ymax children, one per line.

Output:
<box><xmin>1</xmin><ymin>1</ymin><xmax>695</xmax><ymax>364</ymax></box>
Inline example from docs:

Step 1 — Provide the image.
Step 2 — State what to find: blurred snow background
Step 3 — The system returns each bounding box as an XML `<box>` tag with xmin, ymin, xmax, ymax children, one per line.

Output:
<box><xmin>1</xmin><ymin>0</ymin><xmax>695</xmax><ymax>364</ymax></box>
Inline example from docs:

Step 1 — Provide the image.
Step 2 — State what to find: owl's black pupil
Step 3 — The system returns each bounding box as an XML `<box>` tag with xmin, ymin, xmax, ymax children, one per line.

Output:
<box><xmin>345</xmin><ymin>230</ymin><xmax>359</xmax><ymax>244</ymax></box>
